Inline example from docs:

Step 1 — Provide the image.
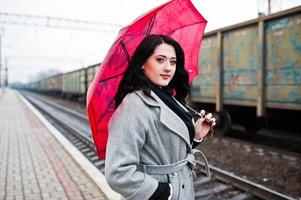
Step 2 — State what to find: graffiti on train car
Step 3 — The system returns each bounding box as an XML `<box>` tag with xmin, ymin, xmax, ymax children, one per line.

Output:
<box><xmin>266</xmin><ymin>13</ymin><xmax>301</xmax><ymax>104</ymax></box>
<box><xmin>191</xmin><ymin>36</ymin><xmax>218</xmax><ymax>101</ymax></box>
<box><xmin>223</xmin><ymin>26</ymin><xmax>259</xmax><ymax>101</ymax></box>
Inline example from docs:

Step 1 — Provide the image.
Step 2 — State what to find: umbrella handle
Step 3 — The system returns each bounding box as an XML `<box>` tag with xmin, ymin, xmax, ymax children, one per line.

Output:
<box><xmin>186</xmin><ymin>105</ymin><xmax>205</xmax><ymax>118</ymax></box>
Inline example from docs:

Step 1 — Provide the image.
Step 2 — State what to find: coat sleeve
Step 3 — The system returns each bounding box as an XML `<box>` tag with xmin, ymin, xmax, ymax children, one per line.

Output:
<box><xmin>105</xmin><ymin>94</ymin><xmax>158</xmax><ymax>200</ymax></box>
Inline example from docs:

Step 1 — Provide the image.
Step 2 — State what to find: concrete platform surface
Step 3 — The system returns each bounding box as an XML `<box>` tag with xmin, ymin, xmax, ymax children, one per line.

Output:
<box><xmin>0</xmin><ymin>90</ymin><xmax>109</xmax><ymax>200</ymax></box>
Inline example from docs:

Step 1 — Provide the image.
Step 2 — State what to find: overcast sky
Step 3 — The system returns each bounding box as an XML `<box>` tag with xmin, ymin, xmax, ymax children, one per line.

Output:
<box><xmin>0</xmin><ymin>0</ymin><xmax>301</xmax><ymax>83</ymax></box>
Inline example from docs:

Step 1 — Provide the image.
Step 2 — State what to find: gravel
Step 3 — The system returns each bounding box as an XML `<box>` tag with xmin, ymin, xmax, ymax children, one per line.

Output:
<box><xmin>197</xmin><ymin>136</ymin><xmax>301</xmax><ymax>199</ymax></box>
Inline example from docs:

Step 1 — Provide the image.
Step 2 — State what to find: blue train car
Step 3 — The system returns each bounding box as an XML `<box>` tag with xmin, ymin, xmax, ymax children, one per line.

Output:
<box><xmin>191</xmin><ymin>6</ymin><xmax>301</xmax><ymax>134</ymax></box>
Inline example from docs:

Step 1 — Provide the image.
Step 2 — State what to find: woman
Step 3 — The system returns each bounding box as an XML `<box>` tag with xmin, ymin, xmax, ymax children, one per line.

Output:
<box><xmin>105</xmin><ymin>34</ymin><xmax>215</xmax><ymax>200</ymax></box>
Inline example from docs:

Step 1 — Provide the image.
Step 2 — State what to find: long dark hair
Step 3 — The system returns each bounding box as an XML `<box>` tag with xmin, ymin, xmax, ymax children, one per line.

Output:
<box><xmin>114</xmin><ymin>34</ymin><xmax>189</xmax><ymax>108</ymax></box>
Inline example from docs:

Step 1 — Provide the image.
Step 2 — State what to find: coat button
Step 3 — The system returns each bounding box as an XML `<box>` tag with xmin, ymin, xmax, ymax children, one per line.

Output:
<box><xmin>182</xmin><ymin>184</ymin><xmax>185</xmax><ymax>189</ymax></box>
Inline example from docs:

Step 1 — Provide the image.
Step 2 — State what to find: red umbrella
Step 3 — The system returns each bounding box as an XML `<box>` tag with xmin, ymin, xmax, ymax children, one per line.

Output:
<box><xmin>87</xmin><ymin>0</ymin><xmax>207</xmax><ymax>159</ymax></box>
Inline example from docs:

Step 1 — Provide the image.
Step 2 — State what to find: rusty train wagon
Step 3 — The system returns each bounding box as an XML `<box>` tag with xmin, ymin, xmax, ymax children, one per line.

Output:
<box><xmin>60</xmin><ymin>63</ymin><xmax>100</xmax><ymax>100</ymax></box>
<box><xmin>24</xmin><ymin>81</ymin><xmax>39</xmax><ymax>91</ymax></box>
<box><xmin>23</xmin><ymin>63</ymin><xmax>100</xmax><ymax>100</ymax></box>
<box><xmin>191</xmin><ymin>6</ymin><xmax>301</xmax><ymax>134</ymax></box>
<box><xmin>24</xmin><ymin>73</ymin><xmax>62</xmax><ymax>94</ymax></box>
<box><xmin>62</xmin><ymin>68</ymin><xmax>86</xmax><ymax>99</ymax></box>
<box><xmin>41</xmin><ymin>73</ymin><xmax>63</xmax><ymax>94</ymax></box>
<box><xmin>86</xmin><ymin>63</ymin><xmax>100</xmax><ymax>89</ymax></box>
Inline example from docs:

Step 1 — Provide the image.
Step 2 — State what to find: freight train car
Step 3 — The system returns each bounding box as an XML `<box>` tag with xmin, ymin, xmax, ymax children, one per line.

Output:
<box><xmin>40</xmin><ymin>73</ymin><xmax>63</xmax><ymax>94</ymax></box>
<box><xmin>86</xmin><ymin>63</ymin><xmax>100</xmax><ymax>91</ymax></box>
<box><xmin>62</xmin><ymin>68</ymin><xmax>86</xmax><ymax>99</ymax></box>
<box><xmin>59</xmin><ymin>63</ymin><xmax>99</xmax><ymax>100</ymax></box>
<box><xmin>191</xmin><ymin>6</ymin><xmax>301</xmax><ymax>134</ymax></box>
<box><xmin>24</xmin><ymin>63</ymin><xmax>100</xmax><ymax>101</ymax></box>
<box><xmin>23</xmin><ymin>73</ymin><xmax>62</xmax><ymax>95</ymax></box>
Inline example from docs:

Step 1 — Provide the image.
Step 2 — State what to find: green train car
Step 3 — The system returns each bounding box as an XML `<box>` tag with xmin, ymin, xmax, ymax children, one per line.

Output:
<box><xmin>60</xmin><ymin>63</ymin><xmax>100</xmax><ymax>100</ymax></box>
<box><xmin>62</xmin><ymin>68</ymin><xmax>86</xmax><ymax>97</ymax></box>
<box><xmin>24</xmin><ymin>63</ymin><xmax>100</xmax><ymax>101</ymax></box>
<box><xmin>191</xmin><ymin>6</ymin><xmax>301</xmax><ymax>134</ymax></box>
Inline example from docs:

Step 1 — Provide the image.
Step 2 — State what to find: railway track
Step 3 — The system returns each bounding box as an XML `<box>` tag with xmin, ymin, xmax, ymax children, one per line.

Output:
<box><xmin>229</xmin><ymin>125</ymin><xmax>301</xmax><ymax>155</ymax></box>
<box><xmin>21</xmin><ymin>91</ymin><xmax>295</xmax><ymax>200</ymax></box>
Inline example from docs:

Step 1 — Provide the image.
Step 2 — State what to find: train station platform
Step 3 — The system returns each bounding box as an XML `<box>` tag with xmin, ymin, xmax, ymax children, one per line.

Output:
<box><xmin>0</xmin><ymin>89</ymin><xmax>118</xmax><ymax>200</ymax></box>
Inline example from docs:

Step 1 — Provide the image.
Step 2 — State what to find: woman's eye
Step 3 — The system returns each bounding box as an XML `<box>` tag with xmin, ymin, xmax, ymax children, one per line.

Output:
<box><xmin>156</xmin><ymin>58</ymin><xmax>164</xmax><ymax>63</ymax></box>
<box><xmin>170</xmin><ymin>60</ymin><xmax>177</xmax><ymax>65</ymax></box>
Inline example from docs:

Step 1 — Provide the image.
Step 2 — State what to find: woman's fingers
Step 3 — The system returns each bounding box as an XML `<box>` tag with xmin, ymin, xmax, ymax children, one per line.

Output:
<box><xmin>198</xmin><ymin>110</ymin><xmax>216</xmax><ymax>127</ymax></box>
<box><xmin>200</xmin><ymin>110</ymin><xmax>205</xmax><ymax>118</ymax></box>
<box><xmin>204</xmin><ymin>113</ymin><xmax>216</xmax><ymax>127</ymax></box>
<box><xmin>209</xmin><ymin>117</ymin><xmax>216</xmax><ymax>123</ymax></box>
<box><xmin>205</xmin><ymin>113</ymin><xmax>212</xmax><ymax>119</ymax></box>
<box><xmin>195</xmin><ymin>111</ymin><xmax>217</xmax><ymax>138</ymax></box>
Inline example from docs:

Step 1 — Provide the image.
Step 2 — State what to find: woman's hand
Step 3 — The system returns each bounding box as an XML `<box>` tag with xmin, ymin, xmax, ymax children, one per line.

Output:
<box><xmin>194</xmin><ymin>110</ymin><xmax>216</xmax><ymax>140</ymax></box>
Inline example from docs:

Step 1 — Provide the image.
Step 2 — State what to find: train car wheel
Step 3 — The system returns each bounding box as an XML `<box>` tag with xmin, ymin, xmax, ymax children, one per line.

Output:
<box><xmin>213</xmin><ymin>111</ymin><xmax>232</xmax><ymax>136</ymax></box>
<box><xmin>243</xmin><ymin>117</ymin><xmax>263</xmax><ymax>133</ymax></box>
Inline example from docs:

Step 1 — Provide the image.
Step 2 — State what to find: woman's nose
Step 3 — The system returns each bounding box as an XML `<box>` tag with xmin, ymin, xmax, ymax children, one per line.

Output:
<box><xmin>163</xmin><ymin>62</ymin><xmax>172</xmax><ymax>71</ymax></box>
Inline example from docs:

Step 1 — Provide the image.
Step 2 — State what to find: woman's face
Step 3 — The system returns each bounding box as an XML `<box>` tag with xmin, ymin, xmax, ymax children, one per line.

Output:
<box><xmin>143</xmin><ymin>43</ymin><xmax>177</xmax><ymax>87</ymax></box>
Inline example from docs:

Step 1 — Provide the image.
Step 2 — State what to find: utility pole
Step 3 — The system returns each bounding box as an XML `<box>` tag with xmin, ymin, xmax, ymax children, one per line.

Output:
<box><xmin>258</xmin><ymin>0</ymin><xmax>273</xmax><ymax>16</ymax></box>
<box><xmin>4</xmin><ymin>57</ymin><xmax>8</xmax><ymax>86</ymax></box>
<box><xmin>0</xmin><ymin>33</ymin><xmax>2</xmax><ymax>90</ymax></box>
<box><xmin>4</xmin><ymin>66</ymin><xmax>8</xmax><ymax>87</ymax></box>
<box><xmin>0</xmin><ymin>28</ymin><xmax>3</xmax><ymax>92</ymax></box>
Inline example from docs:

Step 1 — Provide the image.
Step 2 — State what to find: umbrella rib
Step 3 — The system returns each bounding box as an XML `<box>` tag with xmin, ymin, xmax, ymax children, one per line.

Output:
<box><xmin>146</xmin><ymin>14</ymin><xmax>156</xmax><ymax>35</ymax></box>
<box><xmin>169</xmin><ymin>21</ymin><xmax>207</xmax><ymax>36</ymax></box>
<box><xmin>120</xmin><ymin>41</ymin><xmax>130</xmax><ymax>63</ymax></box>
<box><xmin>98</xmin><ymin>72</ymin><xmax>125</xmax><ymax>83</ymax></box>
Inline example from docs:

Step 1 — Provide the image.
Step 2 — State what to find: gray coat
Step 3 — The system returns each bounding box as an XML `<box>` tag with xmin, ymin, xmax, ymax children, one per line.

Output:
<box><xmin>105</xmin><ymin>90</ymin><xmax>196</xmax><ymax>200</ymax></box>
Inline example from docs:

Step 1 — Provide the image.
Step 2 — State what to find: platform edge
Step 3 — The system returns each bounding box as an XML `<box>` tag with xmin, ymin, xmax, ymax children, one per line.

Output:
<box><xmin>17</xmin><ymin>91</ymin><xmax>122</xmax><ymax>200</ymax></box>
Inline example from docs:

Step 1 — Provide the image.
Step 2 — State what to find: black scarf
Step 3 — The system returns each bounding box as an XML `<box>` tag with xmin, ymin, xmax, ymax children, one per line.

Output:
<box><xmin>150</xmin><ymin>85</ymin><xmax>195</xmax><ymax>144</ymax></box>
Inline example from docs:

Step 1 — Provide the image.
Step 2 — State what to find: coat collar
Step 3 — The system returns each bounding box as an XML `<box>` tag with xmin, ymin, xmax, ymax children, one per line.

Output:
<box><xmin>135</xmin><ymin>90</ymin><xmax>191</xmax><ymax>146</ymax></box>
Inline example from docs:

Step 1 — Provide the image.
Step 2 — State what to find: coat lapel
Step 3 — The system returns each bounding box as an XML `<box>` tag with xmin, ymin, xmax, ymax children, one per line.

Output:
<box><xmin>135</xmin><ymin>90</ymin><xmax>191</xmax><ymax>146</ymax></box>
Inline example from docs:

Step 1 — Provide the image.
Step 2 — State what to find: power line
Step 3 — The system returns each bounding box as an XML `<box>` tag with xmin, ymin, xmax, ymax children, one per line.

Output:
<box><xmin>0</xmin><ymin>12</ymin><xmax>122</xmax><ymax>33</ymax></box>
<box><xmin>0</xmin><ymin>12</ymin><xmax>122</xmax><ymax>85</ymax></box>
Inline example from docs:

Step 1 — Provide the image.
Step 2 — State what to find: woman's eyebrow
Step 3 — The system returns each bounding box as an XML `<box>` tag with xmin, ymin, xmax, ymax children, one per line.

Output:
<box><xmin>155</xmin><ymin>55</ymin><xmax>176</xmax><ymax>59</ymax></box>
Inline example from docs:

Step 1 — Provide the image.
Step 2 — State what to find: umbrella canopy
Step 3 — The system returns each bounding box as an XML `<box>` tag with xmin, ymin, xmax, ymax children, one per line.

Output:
<box><xmin>87</xmin><ymin>0</ymin><xmax>207</xmax><ymax>159</ymax></box>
